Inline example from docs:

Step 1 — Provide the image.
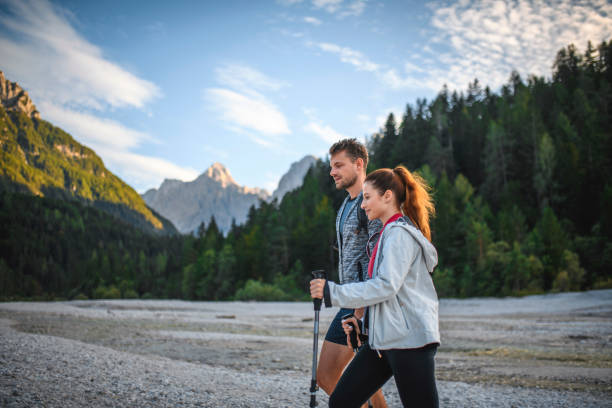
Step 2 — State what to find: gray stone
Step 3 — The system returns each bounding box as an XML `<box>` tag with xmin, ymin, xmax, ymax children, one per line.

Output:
<box><xmin>0</xmin><ymin>71</ymin><xmax>40</xmax><ymax>120</ymax></box>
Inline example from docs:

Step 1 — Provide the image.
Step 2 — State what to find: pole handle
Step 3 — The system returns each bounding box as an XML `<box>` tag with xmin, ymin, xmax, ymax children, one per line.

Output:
<box><xmin>311</xmin><ymin>269</ymin><xmax>326</xmax><ymax>311</ymax></box>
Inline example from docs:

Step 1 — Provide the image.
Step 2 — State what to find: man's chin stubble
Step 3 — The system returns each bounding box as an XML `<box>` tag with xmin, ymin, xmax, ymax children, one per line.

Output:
<box><xmin>340</xmin><ymin>175</ymin><xmax>357</xmax><ymax>190</ymax></box>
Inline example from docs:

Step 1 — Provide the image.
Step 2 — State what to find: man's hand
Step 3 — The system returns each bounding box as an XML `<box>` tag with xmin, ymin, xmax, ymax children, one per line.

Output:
<box><xmin>341</xmin><ymin>315</ymin><xmax>362</xmax><ymax>350</ymax></box>
<box><xmin>309</xmin><ymin>278</ymin><xmax>326</xmax><ymax>299</ymax></box>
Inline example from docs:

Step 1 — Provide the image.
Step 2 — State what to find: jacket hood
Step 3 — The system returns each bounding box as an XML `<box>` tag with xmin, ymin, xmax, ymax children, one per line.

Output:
<box><xmin>388</xmin><ymin>219</ymin><xmax>438</xmax><ymax>273</ymax></box>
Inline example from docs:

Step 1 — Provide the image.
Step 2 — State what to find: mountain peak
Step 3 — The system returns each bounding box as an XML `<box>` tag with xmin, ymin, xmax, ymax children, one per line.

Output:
<box><xmin>204</xmin><ymin>162</ymin><xmax>235</xmax><ymax>187</ymax></box>
<box><xmin>272</xmin><ymin>155</ymin><xmax>317</xmax><ymax>202</ymax></box>
<box><xmin>0</xmin><ymin>71</ymin><xmax>40</xmax><ymax>120</ymax></box>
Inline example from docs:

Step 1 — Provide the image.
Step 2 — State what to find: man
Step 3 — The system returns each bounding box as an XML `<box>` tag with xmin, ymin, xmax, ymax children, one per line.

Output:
<box><xmin>317</xmin><ymin>138</ymin><xmax>387</xmax><ymax>407</ymax></box>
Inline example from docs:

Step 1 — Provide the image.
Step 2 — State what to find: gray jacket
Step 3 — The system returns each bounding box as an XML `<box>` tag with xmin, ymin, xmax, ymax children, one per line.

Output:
<box><xmin>336</xmin><ymin>192</ymin><xmax>382</xmax><ymax>284</ymax></box>
<box><xmin>328</xmin><ymin>216</ymin><xmax>440</xmax><ymax>350</ymax></box>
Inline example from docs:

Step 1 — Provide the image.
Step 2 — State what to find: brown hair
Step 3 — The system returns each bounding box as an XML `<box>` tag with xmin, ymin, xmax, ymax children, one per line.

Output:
<box><xmin>365</xmin><ymin>166</ymin><xmax>435</xmax><ymax>241</ymax></box>
<box><xmin>329</xmin><ymin>138</ymin><xmax>368</xmax><ymax>169</ymax></box>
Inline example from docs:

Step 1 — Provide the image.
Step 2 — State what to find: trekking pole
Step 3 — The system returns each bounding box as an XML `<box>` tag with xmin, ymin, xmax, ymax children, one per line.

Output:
<box><xmin>310</xmin><ymin>269</ymin><xmax>326</xmax><ymax>407</ymax></box>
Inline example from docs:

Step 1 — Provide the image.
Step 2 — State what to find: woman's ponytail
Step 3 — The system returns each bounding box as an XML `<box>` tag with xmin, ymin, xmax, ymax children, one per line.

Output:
<box><xmin>365</xmin><ymin>165</ymin><xmax>435</xmax><ymax>241</ymax></box>
<box><xmin>393</xmin><ymin>166</ymin><xmax>435</xmax><ymax>242</ymax></box>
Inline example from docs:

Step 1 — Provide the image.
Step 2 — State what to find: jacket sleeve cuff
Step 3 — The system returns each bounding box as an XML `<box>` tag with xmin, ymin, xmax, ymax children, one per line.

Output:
<box><xmin>324</xmin><ymin>280</ymin><xmax>332</xmax><ymax>308</ymax></box>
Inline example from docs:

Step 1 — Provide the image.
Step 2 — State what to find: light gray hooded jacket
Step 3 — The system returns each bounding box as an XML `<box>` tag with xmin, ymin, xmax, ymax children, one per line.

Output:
<box><xmin>327</xmin><ymin>216</ymin><xmax>440</xmax><ymax>350</ymax></box>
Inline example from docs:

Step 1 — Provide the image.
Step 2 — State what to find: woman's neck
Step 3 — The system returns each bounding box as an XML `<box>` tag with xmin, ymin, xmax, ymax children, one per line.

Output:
<box><xmin>380</xmin><ymin>208</ymin><xmax>402</xmax><ymax>225</ymax></box>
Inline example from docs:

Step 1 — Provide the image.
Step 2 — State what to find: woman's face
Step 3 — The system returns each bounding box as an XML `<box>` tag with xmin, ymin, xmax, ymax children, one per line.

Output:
<box><xmin>361</xmin><ymin>181</ymin><xmax>390</xmax><ymax>221</ymax></box>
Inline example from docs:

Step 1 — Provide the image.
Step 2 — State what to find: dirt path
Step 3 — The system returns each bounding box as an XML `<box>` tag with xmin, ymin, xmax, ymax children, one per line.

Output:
<box><xmin>1</xmin><ymin>290</ymin><xmax>611</xmax><ymax>407</ymax></box>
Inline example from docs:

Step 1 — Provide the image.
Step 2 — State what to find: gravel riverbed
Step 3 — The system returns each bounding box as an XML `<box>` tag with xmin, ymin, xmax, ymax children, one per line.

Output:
<box><xmin>1</xmin><ymin>290</ymin><xmax>611</xmax><ymax>407</ymax></box>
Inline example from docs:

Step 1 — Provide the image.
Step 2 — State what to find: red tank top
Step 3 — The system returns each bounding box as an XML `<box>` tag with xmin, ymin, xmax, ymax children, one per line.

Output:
<box><xmin>368</xmin><ymin>213</ymin><xmax>403</xmax><ymax>278</ymax></box>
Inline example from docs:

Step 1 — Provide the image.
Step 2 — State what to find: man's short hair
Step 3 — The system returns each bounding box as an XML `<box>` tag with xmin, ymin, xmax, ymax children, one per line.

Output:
<box><xmin>329</xmin><ymin>138</ymin><xmax>368</xmax><ymax>168</ymax></box>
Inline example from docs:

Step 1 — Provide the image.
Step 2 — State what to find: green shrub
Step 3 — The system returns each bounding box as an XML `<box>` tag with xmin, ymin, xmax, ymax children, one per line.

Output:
<box><xmin>118</xmin><ymin>280</ymin><xmax>136</xmax><ymax>298</ymax></box>
<box><xmin>593</xmin><ymin>278</ymin><xmax>612</xmax><ymax>290</ymax></box>
<box><xmin>92</xmin><ymin>285</ymin><xmax>121</xmax><ymax>299</ymax></box>
<box><xmin>552</xmin><ymin>270</ymin><xmax>569</xmax><ymax>292</ymax></box>
<box><xmin>552</xmin><ymin>250</ymin><xmax>586</xmax><ymax>292</ymax></box>
<box><xmin>93</xmin><ymin>285</ymin><xmax>107</xmax><ymax>299</ymax></box>
<box><xmin>234</xmin><ymin>279</ymin><xmax>287</xmax><ymax>301</ymax></box>
<box><xmin>273</xmin><ymin>273</ymin><xmax>308</xmax><ymax>301</ymax></box>
<box><xmin>123</xmin><ymin>289</ymin><xmax>139</xmax><ymax>299</ymax></box>
<box><xmin>105</xmin><ymin>286</ymin><xmax>121</xmax><ymax>299</ymax></box>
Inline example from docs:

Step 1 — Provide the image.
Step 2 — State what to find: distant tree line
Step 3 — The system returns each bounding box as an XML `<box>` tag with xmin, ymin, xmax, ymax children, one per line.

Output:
<box><xmin>0</xmin><ymin>191</ymin><xmax>185</xmax><ymax>300</ymax></box>
<box><xmin>1</xmin><ymin>40</ymin><xmax>611</xmax><ymax>301</ymax></box>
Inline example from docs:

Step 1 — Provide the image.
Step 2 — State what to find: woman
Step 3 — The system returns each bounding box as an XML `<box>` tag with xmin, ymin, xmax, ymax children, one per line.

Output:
<box><xmin>310</xmin><ymin>166</ymin><xmax>440</xmax><ymax>408</ymax></box>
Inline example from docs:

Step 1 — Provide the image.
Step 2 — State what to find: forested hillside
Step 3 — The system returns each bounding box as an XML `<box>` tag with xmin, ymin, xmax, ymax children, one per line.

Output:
<box><xmin>1</xmin><ymin>41</ymin><xmax>610</xmax><ymax>300</ymax></box>
<box><xmin>365</xmin><ymin>41</ymin><xmax>612</xmax><ymax>296</ymax></box>
<box><xmin>0</xmin><ymin>70</ymin><xmax>175</xmax><ymax>234</ymax></box>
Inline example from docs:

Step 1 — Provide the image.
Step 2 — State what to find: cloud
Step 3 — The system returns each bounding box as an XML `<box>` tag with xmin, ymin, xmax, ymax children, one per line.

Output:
<box><xmin>304</xmin><ymin>16</ymin><xmax>323</xmax><ymax>25</ymax></box>
<box><xmin>302</xmin><ymin>107</ymin><xmax>318</xmax><ymax>120</ymax></box>
<box><xmin>205</xmin><ymin>88</ymin><xmax>291</xmax><ymax>136</ymax></box>
<box><xmin>0</xmin><ymin>0</ymin><xmax>200</xmax><ymax>192</ymax></box>
<box><xmin>315</xmin><ymin>42</ymin><xmax>380</xmax><ymax>72</ymax></box>
<box><xmin>305</xmin><ymin>122</ymin><xmax>349</xmax><ymax>143</ymax></box>
<box><xmin>39</xmin><ymin>102</ymin><xmax>152</xmax><ymax>151</ymax></box>
<box><xmin>427</xmin><ymin>0</ymin><xmax>612</xmax><ymax>91</ymax></box>
<box><xmin>40</xmin><ymin>102</ymin><xmax>198</xmax><ymax>191</ymax></box>
<box><xmin>379</xmin><ymin>69</ymin><xmax>422</xmax><ymax>90</ymax></box>
<box><xmin>311</xmin><ymin>1</ymin><xmax>611</xmax><ymax>94</ymax></box>
<box><xmin>279</xmin><ymin>0</ymin><xmax>367</xmax><ymax>17</ymax></box>
<box><xmin>276</xmin><ymin>0</ymin><xmax>304</xmax><ymax>5</ymax></box>
<box><xmin>97</xmin><ymin>148</ymin><xmax>199</xmax><ymax>193</ymax></box>
<box><xmin>279</xmin><ymin>29</ymin><xmax>306</xmax><ymax>38</ymax></box>
<box><xmin>215</xmin><ymin>64</ymin><xmax>289</xmax><ymax>95</ymax></box>
<box><xmin>339</xmin><ymin>0</ymin><xmax>367</xmax><ymax>17</ymax></box>
<box><xmin>312</xmin><ymin>41</ymin><xmax>436</xmax><ymax>90</ymax></box>
<box><xmin>0</xmin><ymin>0</ymin><xmax>161</xmax><ymax>110</ymax></box>
<box><xmin>313</xmin><ymin>0</ymin><xmax>343</xmax><ymax>13</ymax></box>
<box><xmin>206</xmin><ymin>65</ymin><xmax>291</xmax><ymax>146</ymax></box>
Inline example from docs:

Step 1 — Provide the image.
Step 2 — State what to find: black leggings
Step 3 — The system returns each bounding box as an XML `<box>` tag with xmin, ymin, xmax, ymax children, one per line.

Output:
<box><xmin>329</xmin><ymin>343</ymin><xmax>439</xmax><ymax>408</ymax></box>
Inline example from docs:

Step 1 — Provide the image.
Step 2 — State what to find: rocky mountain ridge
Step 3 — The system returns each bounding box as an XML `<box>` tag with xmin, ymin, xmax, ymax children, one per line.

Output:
<box><xmin>271</xmin><ymin>155</ymin><xmax>316</xmax><ymax>202</ymax></box>
<box><xmin>142</xmin><ymin>162</ymin><xmax>269</xmax><ymax>234</ymax></box>
<box><xmin>143</xmin><ymin>156</ymin><xmax>316</xmax><ymax>234</ymax></box>
<box><xmin>0</xmin><ymin>71</ymin><xmax>40</xmax><ymax>120</ymax></box>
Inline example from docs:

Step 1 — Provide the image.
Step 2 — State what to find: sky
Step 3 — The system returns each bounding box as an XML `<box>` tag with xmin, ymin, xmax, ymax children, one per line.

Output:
<box><xmin>1</xmin><ymin>0</ymin><xmax>611</xmax><ymax>193</ymax></box>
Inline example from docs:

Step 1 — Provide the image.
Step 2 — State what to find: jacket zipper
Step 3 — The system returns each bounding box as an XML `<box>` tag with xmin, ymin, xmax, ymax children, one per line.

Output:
<box><xmin>370</xmin><ymin>225</ymin><xmax>387</xmax><ymax>358</ymax></box>
<box><xmin>370</xmin><ymin>235</ymin><xmax>378</xmax><ymax>356</ymax></box>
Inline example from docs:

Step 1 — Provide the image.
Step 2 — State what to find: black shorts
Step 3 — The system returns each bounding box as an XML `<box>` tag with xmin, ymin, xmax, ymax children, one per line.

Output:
<box><xmin>324</xmin><ymin>308</ymin><xmax>354</xmax><ymax>345</ymax></box>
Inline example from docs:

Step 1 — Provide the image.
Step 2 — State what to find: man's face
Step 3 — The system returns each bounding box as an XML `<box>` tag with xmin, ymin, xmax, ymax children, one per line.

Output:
<box><xmin>330</xmin><ymin>151</ymin><xmax>360</xmax><ymax>190</ymax></box>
